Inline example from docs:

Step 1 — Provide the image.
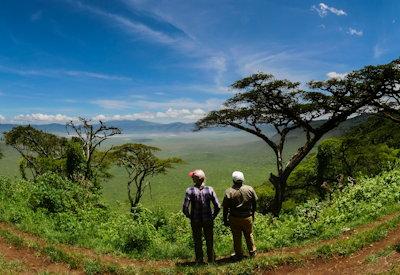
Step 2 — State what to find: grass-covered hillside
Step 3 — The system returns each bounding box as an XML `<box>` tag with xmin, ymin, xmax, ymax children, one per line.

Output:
<box><xmin>0</xmin><ymin>115</ymin><xmax>365</xmax><ymax>212</ymax></box>
<box><xmin>1</xmin><ymin>164</ymin><xmax>400</xmax><ymax>262</ymax></box>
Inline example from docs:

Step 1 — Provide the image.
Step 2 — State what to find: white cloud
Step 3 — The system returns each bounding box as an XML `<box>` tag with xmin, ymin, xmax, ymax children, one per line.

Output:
<box><xmin>347</xmin><ymin>28</ymin><xmax>363</xmax><ymax>37</ymax></box>
<box><xmin>136</xmin><ymin>98</ymin><xmax>224</xmax><ymax>111</ymax></box>
<box><xmin>94</xmin><ymin>108</ymin><xmax>207</xmax><ymax>122</ymax></box>
<box><xmin>67</xmin><ymin>0</ymin><xmax>188</xmax><ymax>45</ymax></box>
<box><xmin>327</xmin><ymin>71</ymin><xmax>347</xmax><ymax>79</ymax></box>
<box><xmin>91</xmin><ymin>97</ymin><xmax>224</xmax><ymax>111</ymax></box>
<box><xmin>202</xmin><ymin>56</ymin><xmax>227</xmax><ymax>84</ymax></box>
<box><xmin>13</xmin><ymin>113</ymin><xmax>77</xmax><ymax>124</ymax></box>
<box><xmin>373</xmin><ymin>44</ymin><xmax>386</xmax><ymax>59</ymax></box>
<box><xmin>63</xmin><ymin>70</ymin><xmax>131</xmax><ymax>81</ymax></box>
<box><xmin>232</xmin><ymin>48</ymin><xmax>321</xmax><ymax>84</ymax></box>
<box><xmin>0</xmin><ymin>65</ymin><xmax>131</xmax><ymax>81</ymax></box>
<box><xmin>91</xmin><ymin>99</ymin><xmax>131</xmax><ymax>109</ymax></box>
<box><xmin>0</xmin><ymin>115</ymin><xmax>5</xmax><ymax>123</ymax></box>
<box><xmin>312</xmin><ymin>3</ymin><xmax>347</xmax><ymax>17</ymax></box>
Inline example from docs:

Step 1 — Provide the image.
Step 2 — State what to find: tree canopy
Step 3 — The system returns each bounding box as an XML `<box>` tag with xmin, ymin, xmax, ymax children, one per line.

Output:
<box><xmin>4</xmin><ymin>125</ymin><xmax>69</xmax><ymax>179</ymax></box>
<box><xmin>196</xmin><ymin>58</ymin><xmax>400</xmax><ymax>216</ymax></box>
<box><xmin>110</xmin><ymin>143</ymin><xmax>182</xmax><ymax>212</ymax></box>
<box><xmin>66</xmin><ymin>117</ymin><xmax>122</xmax><ymax>189</ymax></box>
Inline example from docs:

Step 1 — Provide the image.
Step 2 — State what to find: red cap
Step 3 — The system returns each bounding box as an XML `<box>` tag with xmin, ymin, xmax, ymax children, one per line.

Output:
<box><xmin>188</xmin><ymin>169</ymin><xmax>205</xmax><ymax>179</ymax></box>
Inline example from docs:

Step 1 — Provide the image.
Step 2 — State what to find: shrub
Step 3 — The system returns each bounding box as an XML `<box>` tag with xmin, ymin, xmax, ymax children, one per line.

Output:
<box><xmin>28</xmin><ymin>173</ymin><xmax>101</xmax><ymax>214</ymax></box>
<box><xmin>1</xmin><ymin>165</ymin><xmax>400</xmax><ymax>260</ymax></box>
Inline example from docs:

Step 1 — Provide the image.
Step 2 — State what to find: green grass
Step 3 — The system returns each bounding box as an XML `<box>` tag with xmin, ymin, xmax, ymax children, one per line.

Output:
<box><xmin>0</xmin><ymin>228</ymin><xmax>142</xmax><ymax>274</ymax></box>
<box><xmin>0</xmin><ymin>253</ymin><xmax>24</xmax><ymax>273</ymax></box>
<box><xmin>365</xmin><ymin>245</ymin><xmax>394</xmax><ymax>263</ymax></box>
<box><xmin>0</xmin><ymin>230</ymin><xmax>24</xmax><ymax>248</ymax></box>
<box><xmin>173</xmin><ymin>213</ymin><xmax>400</xmax><ymax>274</ymax></box>
<box><xmin>1</xmin><ymin>131</ymin><xmax>305</xmax><ymax>212</ymax></box>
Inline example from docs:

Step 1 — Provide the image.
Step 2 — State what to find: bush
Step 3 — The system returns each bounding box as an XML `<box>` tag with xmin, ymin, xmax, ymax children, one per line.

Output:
<box><xmin>1</xmin><ymin>166</ymin><xmax>400</xmax><ymax>260</ymax></box>
<box><xmin>28</xmin><ymin>173</ymin><xmax>101</xmax><ymax>214</ymax></box>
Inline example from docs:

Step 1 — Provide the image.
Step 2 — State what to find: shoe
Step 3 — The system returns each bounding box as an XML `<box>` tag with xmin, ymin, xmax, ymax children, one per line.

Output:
<box><xmin>230</xmin><ymin>253</ymin><xmax>244</xmax><ymax>261</ymax></box>
<box><xmin>195</xmin><ymin>259</ymin><xmax>205</xmax><ymax>265</ymax></box>
<box><xmin>249</xmin><ymin>251</ymin><xmax>257</xmax><ymax>258</ymax></box>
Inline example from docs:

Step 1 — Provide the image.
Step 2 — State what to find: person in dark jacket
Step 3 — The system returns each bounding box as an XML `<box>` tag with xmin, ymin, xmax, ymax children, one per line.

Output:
<box><xmin>223</xmin><ymin>171</ymin><xmax>257</xmax><ymax>260</ymax></box>
<box><xmin>182</xmin><ymin>169</ymin><xmax>220</xmax><ymax>263</ymax></box>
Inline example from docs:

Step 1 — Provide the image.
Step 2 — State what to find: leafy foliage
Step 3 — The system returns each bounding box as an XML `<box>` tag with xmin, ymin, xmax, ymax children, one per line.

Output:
<box><xmin>283</xmin><ymin>115</ymin><xmax>400</xmax><ymax>204</ymax></box>
<box><xmin>66</xmin><ymin>117</ymin><xmax>122</xmax><ymax>190</ymax></box>
<box><xmin>110</xmin><ymin>143</ymin><xmax>183</xmax><ymax>211</ymax></box>
<box><xmin>28</xmin><ymin>173</ymin><xmax>102</xmax><ymax>214</ymax></box>
<box><xmin>4</xmin><ymin>126</ymin><xmax>69</xmax><ymax>179</ymax></box>
<box><xmin>196</xmin><ymin>58</ymin><xmax>400</xmax><ymax>216</ymax></box>
<box><xmin>4</xmin><ymin>120</ymin><xmax>121</xmax><ymax>192</ymax></box>
<box><xmin>1</xmin><ymin>165</ymin><xmax>400</xmax><ymax>260</ymax></box>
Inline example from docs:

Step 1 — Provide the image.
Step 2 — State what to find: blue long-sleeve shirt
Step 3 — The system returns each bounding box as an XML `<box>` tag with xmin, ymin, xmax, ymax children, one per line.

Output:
<box><xmin>182</xmin><ymin>184</ymin><xmax>221</xmax><ymax>222</ymax></box>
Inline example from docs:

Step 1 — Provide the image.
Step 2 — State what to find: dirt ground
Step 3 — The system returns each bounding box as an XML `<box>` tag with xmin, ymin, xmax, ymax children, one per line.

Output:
<box><xmin>0</xmin><ymin>213</ymin><xmax>399</xmax><ymax>274</ymax></box>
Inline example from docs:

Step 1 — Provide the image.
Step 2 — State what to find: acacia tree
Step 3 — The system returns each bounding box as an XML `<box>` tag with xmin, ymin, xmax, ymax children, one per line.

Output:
<box><xmin>66</xmin><ymin>117</ymin><xmax>121</xmax><ymax>186</ymax></box>
<box><xmin>372</xmin><ymin>65</ymin><xmax>400</xmax><ymax>123</ymax></box>
<box><xmin>196</xmin><ymin>58</ymin><xmax>400</xmax><ymax>216</ymax></box>
<box><xmin>4</xmin><ymin>126</ymin><xmax>68</xmax><ymax>179</ymax></box>
<box><xmin>111</xmin><ymin>143</ymin><xmax>182</xmax><ymax>212</ymax></box>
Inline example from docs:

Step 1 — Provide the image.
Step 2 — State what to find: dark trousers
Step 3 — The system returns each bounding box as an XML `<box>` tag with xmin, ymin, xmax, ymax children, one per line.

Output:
<box><xmin>191</xmin><ymin>220</ymin><xmax>214</xmax><ymax>262</ymax></box>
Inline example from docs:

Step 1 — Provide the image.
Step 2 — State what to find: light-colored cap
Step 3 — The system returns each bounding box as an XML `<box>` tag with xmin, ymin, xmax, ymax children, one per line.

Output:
<box><xmin>188</xmin><ymin>169</ymin><xmax>206</xmax><ymax>179</ymax></box>
<box><xmin>232</xmin><ymin>171</ymin><xmax>244</xmax><ymax>182</ymax></box>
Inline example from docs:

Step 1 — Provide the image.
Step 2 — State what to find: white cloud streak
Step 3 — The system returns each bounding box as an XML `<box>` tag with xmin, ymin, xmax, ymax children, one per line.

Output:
<box><xmin>67</xmin><ymin>0</ymin><xmax>188</xmax><ymax>45</ymax></box>
<box><xmin>232</xmin><ymin>48</ymin><xmax>324</xmax><ymax>84</ymax></box>
<box><xmin>91</xmin><ymin>99</ymin><xmax>131</xmax><ymax>109</ymax></box>
<box><xmin>13</xmin><ymin>113</ymin><xmax>78</xmax><ymax>124</ymax></box>
<box><xmin>91</xmin><ymin>98</ymin><xmax>224</xmax><ymax>111</ymax></box>
<box><xmin>94</xmin><ymin>108</ymin><xmax>207</xmax><ymax>122</ymax></box>
<box><xmin>348</xmin><ymin>28</ymin><xmax>363</xmax><ymax>37</ymax></box>
<box><xmin>0</xmin><ymin>115</ymin><xmax>5</xmax><ymax>123</ymax></box>
<box><xmin>0</xmin><ymin>65</ymin><xmax>131</xmax><ymax>81</ymax></box>
<box><xmin>312</xmin><ymin>3</ymin><xmax>347</xmax><ymax>17</ymax></box>
<box><xmin>9</xmin><ymin>108</ymin><xmax>207</xmax><ymax>124</ymax></box>
<box><xmin>373</xmin><ymin>44</ymin><xmax>386</xmax><ymax>59</ymax></box>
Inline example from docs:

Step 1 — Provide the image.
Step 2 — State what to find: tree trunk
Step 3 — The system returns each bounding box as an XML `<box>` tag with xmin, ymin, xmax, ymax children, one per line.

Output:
<box><xmin>127</xmin><ymin>182</ymin><xmax>135</xmax><ymax>212</ymax></box>
<box><xmin>269</xmin><ymin>174</ymin><xmax>287</xmax><ymax>217</ymax></box>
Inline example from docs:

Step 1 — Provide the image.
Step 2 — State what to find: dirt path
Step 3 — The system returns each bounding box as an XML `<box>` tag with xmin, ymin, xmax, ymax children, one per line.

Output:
<box><xmin>0</xmin><ymin>222</ymin><xmax>175</xmax><ymax>270</ymax></box>
<box><xmin>268</xmin><ymin>217</ymin><xmax>400</xmax><ymax>274</ymax></box>
<box><xmin>257</xmin><ymin>211</ymin><xmax>399</xmax><ymax>258</ymax></box>
<box><xmin>0</xmin><ymin>211</ymin><xmax>399</xmax><ymax>274</ymax></box>
<box><xmin>0</xmin><ymin>235</ymin><xmax>83</xmax><ymax>274</ymax></box>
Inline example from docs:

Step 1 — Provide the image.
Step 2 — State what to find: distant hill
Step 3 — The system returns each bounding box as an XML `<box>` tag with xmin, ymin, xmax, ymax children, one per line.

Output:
<box><xmin>282</xmin><ymin>114</ymin><xmax>369</xmax><ymax>140</ymax></box>
<box><xmin>0</xmin><ymin>120</ymin><xmax>241</xmax><ymax>135</ymax></box>
<box><xmin>0</xmin><ymin>115</ymin><xmax>366</xmax><ymax>137</ymax></box>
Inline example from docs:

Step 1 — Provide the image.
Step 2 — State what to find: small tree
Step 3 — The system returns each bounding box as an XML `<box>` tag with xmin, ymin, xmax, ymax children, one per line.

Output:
<box><xmin>66</xmin><ymin>118</ymin><xmax>121</xmax><ymax>187</ymax></box>
<box><xmin>196</xmin><ymin>59</ymin><xmax>400</xmax><ymax>216</ymax></box>
<box><xmin>111</xmin><ymin>143</ymin><xmax>182</xmax><ymax>212</ymax></box>
<box><xmin>4</xmin><ymin>126</ymin><xmax>68</xmax><ymax>179</ymax></box>
<box><xmin>371</xmin><ymin>59</ymin><xmax>400</xmax><ymax>122</ymax></box>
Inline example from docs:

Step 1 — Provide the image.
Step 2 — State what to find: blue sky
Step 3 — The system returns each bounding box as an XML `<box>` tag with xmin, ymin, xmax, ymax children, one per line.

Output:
<box><xmin>0</xmin><ymin>0</ymin><xmax>399</xmax><ymax>124</ymax></box>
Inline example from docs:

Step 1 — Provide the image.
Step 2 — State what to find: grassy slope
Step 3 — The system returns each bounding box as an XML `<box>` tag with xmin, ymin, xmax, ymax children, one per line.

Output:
<box><xmin>0</xmin><ymin>132</ymin><xmax>296</xmax><ymax>212</ymax></box>
<box><xmin>0</xmin><ymin>115</ymin><xmax>362</xmax><ymax>212</ymax></box>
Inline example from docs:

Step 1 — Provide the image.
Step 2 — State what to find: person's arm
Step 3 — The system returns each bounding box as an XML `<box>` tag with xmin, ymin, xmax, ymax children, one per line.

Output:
<box><xmin>251</xmin><ymin>188</ymin><xmax>258</xmax><ymax>221</ymax></box>
<box><xmin>251</xmin><ymin>198</ymin><xmax>257</xmax><ymax>221</ymax></box>
<box><xmin>182</xmin><ymin>189</ymin><xmax>191</xmax><ymax>219</ymax></box>
<box><xmin>210</xmin><ymin>188</ymin><xmax>221</xmax><ymax>219</ymax></box>
<box><xmin>222</xmin><ymin>195</ymin><xmax>230</xmax><ymax>226</ymax></box>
